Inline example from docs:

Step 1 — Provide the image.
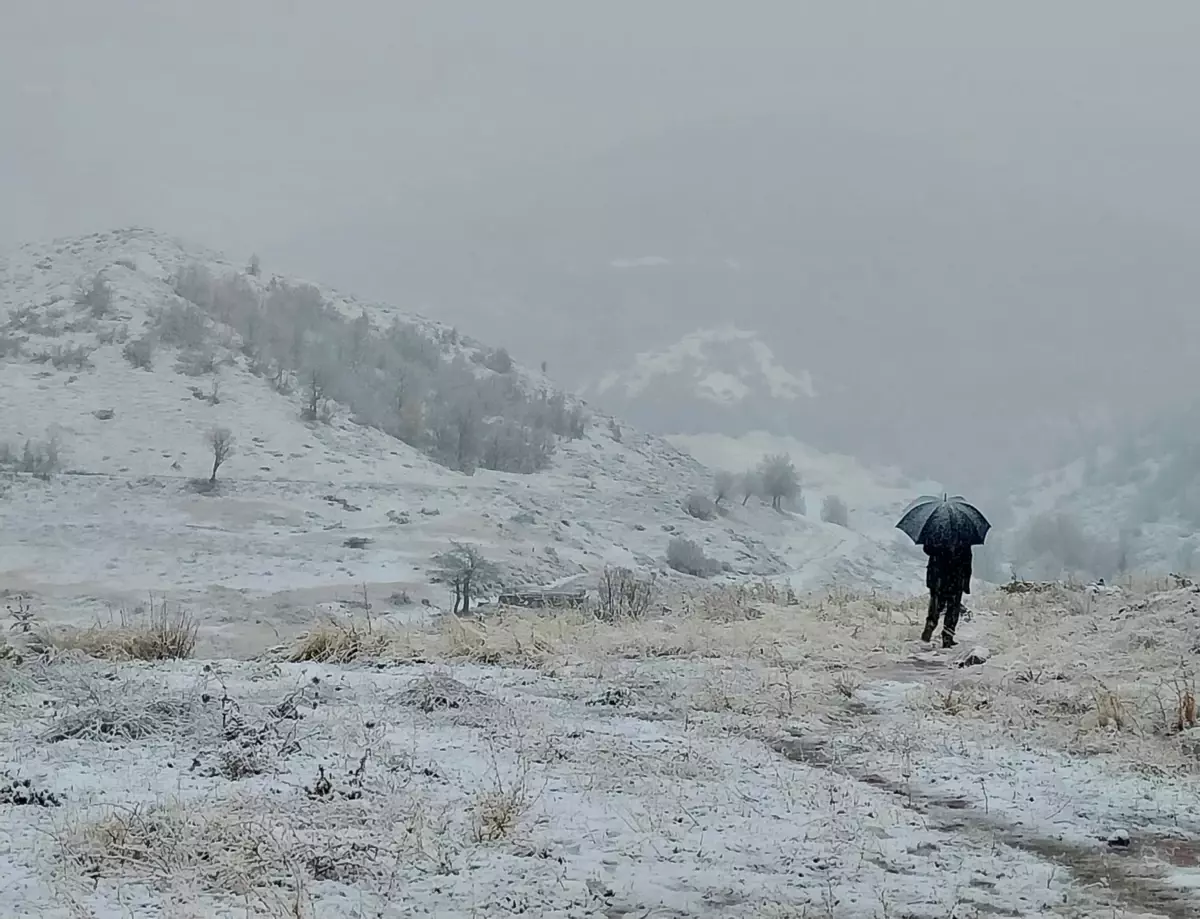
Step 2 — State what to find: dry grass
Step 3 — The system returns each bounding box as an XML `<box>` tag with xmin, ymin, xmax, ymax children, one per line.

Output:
<box><xmin>41</xmin><ymin>602</ymin><xmax>198</xmax><ymax>661</ymax></box>
<box><xmin>286</xmin><ymin>615</ymin><xmax>400</xmax><ymax>663</ymax></box>
<box><xmin>57</xmin><ymin>799</ymin><xmax>303</xmax><ymax>903</ymax></box>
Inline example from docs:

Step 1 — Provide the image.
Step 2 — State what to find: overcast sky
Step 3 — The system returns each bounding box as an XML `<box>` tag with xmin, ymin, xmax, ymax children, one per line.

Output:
<box><xmin>4</xmin><ymin>1</ymin><xmax>1200</xmax><ymax>480</ymax></box>
<box><xmin>6</xmin><ymin>2</ymin><xmax>1200</xmax><ymax>251</ymax></box>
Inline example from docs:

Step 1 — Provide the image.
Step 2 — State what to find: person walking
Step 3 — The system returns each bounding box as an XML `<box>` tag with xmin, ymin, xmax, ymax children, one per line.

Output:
<box><xmin>921</xmin><ymin>543</ymin><xmax>972</xmax><ymax>647</ymax></box>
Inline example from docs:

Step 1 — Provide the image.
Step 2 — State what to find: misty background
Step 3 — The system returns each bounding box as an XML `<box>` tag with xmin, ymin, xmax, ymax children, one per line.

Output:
<box><xmin>4</xmin><ymin>1</ymin><xmax>1200</xmax><ymax>490</ymax></box>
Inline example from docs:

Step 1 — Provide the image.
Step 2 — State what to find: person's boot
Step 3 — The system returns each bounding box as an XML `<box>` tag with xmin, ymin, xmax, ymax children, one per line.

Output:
<box><xmin>920</xmin><ymin>623</ymin><xmax>934</xmax><ymax>643</ymax></box>
<box><xmin>941</xmin><ymin>631</ymin><xmax>957</xmax><ymax>649</ymax></box>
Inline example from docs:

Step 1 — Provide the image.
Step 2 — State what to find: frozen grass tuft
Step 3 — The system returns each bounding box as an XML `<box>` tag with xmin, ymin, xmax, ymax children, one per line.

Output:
<box><xmin>286</xmin><ymin>615</ymin><xmax>399</xmax><ymax>663</ymax></box>
<box><xmin>41</xmin><ymin>602</ymin><xmax>198</xmax><ymax>661</ymax></box>
<box><xmin>44</xmin><ymin>699</ymin><xmax>197</xmax><ymax>743</ymax></box>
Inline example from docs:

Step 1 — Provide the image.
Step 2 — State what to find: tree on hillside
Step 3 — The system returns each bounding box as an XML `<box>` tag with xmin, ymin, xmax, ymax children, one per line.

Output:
<box><xmin>206</xmin><ymin>426</ymin><xmax>234</xmax><ymax>483</ymax></box>
<box><xmin>738</xmin><ymin>470</ymin><xmax>762</xmax><ymax>506</ymax></box>
<box><xmin>713</xmin><ymin>470</ymin><xmax>735</xmax><ymax>506</ymax></box>
<box><xmin>432</xmin><ymin>542</ymin><xmax>500</xmax><ymax>614</ymax></box>
<box><xmin>758</xmin><ymin>452</ymin><xmax>799</xmax><ymax>511</ymax></box>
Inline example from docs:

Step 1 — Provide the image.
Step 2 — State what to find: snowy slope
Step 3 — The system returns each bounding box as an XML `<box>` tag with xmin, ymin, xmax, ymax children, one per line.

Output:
<box><xmin>980</xmin><ymin>414</ymin><xmax>1200</xmax><ymax>581</ymax></box>
<box><xmin>667</xmin><ymin>431</ymin><xmax>941</xmax><ymax>593</ymax></box>
<box><xmin>0</xmin><ymin>228</ymin><xmax>808</xmax><ymax>654</ymax></box>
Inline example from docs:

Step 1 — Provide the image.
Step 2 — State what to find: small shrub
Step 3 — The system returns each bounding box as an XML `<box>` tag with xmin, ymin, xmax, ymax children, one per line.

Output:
<box><xmin>481</xmin><ymin>347</ymin><xmax>514</xmax><ymax>374</ymax></box>
<box><xmin>685</xmin><ymin>492</ymin><xmax>717</xmax><ymax>521</ymax></box>
<box><xmin>154</xmin><ymin>302</ymin><xmax>210</xmax><ymax>349</ymax></box>
<box><xmin>666</xmin><ymin>537</ymin><xmax>721</xmax><ymax>578</ymax></box>
<box><xmin>0</xmin><ymin>333</ymin><xmax>23</xmax><ymax>358</ymax></box>
<box><xmin>76</xmin><ymin>273</ymin><xmax>113</xmax><ymax>318</ymax></box>
<box><xmin>174</xmin><ymin>349</ymin><xmax>217</xmax><ymax>376</ymax></box>
<box><xmin>821</xmin><ymin>494</ymin><xmax>849</xmax><ymax>527</ymax></box>
<box><xmin>0</xmin><ymin>435</ymin><xmax>61</xmax><ymax>478</ymax></box>
<box><xmin>123</xmin><ymin>335</ymin><xmax>155</xmax><ymax>370</ymax></box>
<box><xmin>288</xmin><ymin>617</ymin><xmax>394</xmax><ymax>663</ymax></box>
<box><xmin>594</xmin><ymin>567</ymin><xmax>658</xmax><ymax>622</ymax></box>
<box><xmin>48</xmin><ymin>344</ymin><xmax>93</xmax><ymax>371</ymax></box>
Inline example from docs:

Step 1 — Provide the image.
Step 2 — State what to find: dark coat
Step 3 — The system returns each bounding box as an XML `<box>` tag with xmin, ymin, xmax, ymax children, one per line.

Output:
<box><xmin>925</xmin><ymin>545</ymin><xmax>972</xmax><ymax>596</ymax></box>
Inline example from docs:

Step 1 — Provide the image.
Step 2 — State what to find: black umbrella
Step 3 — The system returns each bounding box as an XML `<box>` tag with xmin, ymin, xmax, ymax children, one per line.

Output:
<box><xmin>896</xmin><ymin>494</ymin><xmax>990</xmax><ymax>549</ymax></box>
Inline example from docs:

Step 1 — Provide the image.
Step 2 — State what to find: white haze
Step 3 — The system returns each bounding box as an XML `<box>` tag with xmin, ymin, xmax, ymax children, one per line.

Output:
<box><xmin>4</xmin><ymin>1</ymin><xmax>1200</xmax><ymax>485</ymax></box>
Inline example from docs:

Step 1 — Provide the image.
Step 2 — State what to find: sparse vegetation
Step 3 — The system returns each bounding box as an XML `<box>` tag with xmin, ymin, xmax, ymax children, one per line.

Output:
<box><xmin>757</xmin><ymin>452</ymin><xmax>800</xmax><ymax>511</ymax></box>
<box><xmin>0</xmin><ymin>433</ymin><xmax>61</xmax><ymax>478</ymax></box>
<box><xmin>821</xmin><ymin>494</ymin><xmax>849</xmax><ymax>527</ymax></box>
<box><xmin>122</xmin><ymin>334</ymin><xmax>155</xmax><ymax>370</ymax></box>
<box><xmin>685</xmin><ymin>491</ymin><xmax>717</xmax><ymax>520</ymax></box>
<box><xmin>288</xmin><ymin>616</ymin><xmax>395</xmax><ymax>663</ymax></box>
<box><xmin>169</xmin><ymin>263</ymin><xmax>588</xmax><ymax>474</ymax></box>
<box><xmin>713</xmin><ymin>470</ymin><xmax>735</xmax><ymax>506</ymax></box>
<box><xmin>666</xmin><ymin>536</ymin><xmax>722</xmax><ymax>577</ymax></box>
<box><xmin>76</xmin><ymin>273</ymin><xmax>113</xmax><ymax>318</ymax></box>
<box><xmin>205</xmin><ymin>426</ymin><xmax>235</xmax><ymax>483</ymax></box>
<box><xmin>41</xmin><ymin>603</ymin><xmax>198</xmax><ymax>661</ymax></box>
<box><xmin>737</xmin><ymin>470</ymin><xmax>761</xmax><ymax>506</ymax></box>
<box><xmin>432</xmin><ymin>542</ymin><xmax>500</xmax><ymax>614</ymax></box>
<box><xmin>594</xmin><ymin>566</ymin><xmax>658</xmax><ymax>621</ymax></box>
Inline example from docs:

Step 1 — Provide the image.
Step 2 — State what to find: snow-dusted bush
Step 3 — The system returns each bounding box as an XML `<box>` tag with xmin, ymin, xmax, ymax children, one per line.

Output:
<box><xmin>122</xmin><ymin>335</ymin><xmax>155</xmax><ymax>370</ymax></box>
<box><xmin>0</xmin><ymin>433</ymin><xmax>61</xmax><ymax>478</ymax></box>
<box><xmin>153</xmin><ymin>302</ymin><xmax>209</xmax><ymax>350</ymax></box>
<box><xmin>820</xmin><ymin>494</ymin><xmax>849</xmax><ymax>527</ymax></box>
<box><xmin>174</xmin><ymin>349</ymin><xmax>217</xmax><ymax>377</ymax></box>
<box><xmin>76</xmin><ymin>273</ymin><xmax>113</xmax><ymax>318</ymax></box>
<box><xmin>595</xmin><ymin>567</ymin><xmax>658</xmax><ymax>621</ymax></box>
<box><xmin>478</xmin><ymin>347</ymin><xmax>514</xmax><ymax>374</ymax></box>
<box><xmin>685</xmin><ymin>492</ymin><xmax>717</xmax><ymax>521</ymax></box>
<box><xmin>666</xmin><ymin>537</ymin><xmax>721</xmax><ymax>578</ymax></box>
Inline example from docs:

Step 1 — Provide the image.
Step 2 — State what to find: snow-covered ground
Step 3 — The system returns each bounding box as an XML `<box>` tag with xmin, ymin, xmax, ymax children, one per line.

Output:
<box><xmin>2</xmin><ymin>580</ymin><xmax>1200</xmax><ymax>917</ymax></box>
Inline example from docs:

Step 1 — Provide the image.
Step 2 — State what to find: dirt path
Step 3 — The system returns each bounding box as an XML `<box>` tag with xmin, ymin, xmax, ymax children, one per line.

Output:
<box><xmin>771</xmin><ymin>652</ymin><xmax>1200</xmax><ymax>919</ymax></box>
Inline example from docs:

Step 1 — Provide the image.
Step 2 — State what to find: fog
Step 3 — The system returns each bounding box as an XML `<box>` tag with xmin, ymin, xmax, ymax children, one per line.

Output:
<box><xmin>4</xmin><ymin>1</ymin><xmax>1200</xmax><ymax>487</ymax></box>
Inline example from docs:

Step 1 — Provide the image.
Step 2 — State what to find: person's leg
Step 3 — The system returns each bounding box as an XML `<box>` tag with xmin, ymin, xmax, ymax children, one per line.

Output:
<box><xmin>941</xmin><ymin>589</ymin><xmax>963</xmax><ymax>647</ymax></box>
<box><xmin>921</xmin><ymin>590</ymin><xmax>941</xmax><ymax>642</ymax></box>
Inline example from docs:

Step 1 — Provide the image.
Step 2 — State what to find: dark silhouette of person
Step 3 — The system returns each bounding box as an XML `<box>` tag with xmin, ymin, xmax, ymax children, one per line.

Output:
<box><xmin>921</xmin><ymin>544</ymin><xmax>972</xmax><ymax>647</ymax></box>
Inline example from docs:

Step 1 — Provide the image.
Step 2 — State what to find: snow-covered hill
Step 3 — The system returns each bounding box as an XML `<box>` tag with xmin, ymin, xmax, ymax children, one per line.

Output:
<box><xmin>582</xmin><ymin>326</ymin><xmax>817</xmax><ymax>437</ymax></box>
<box><xmin>971</xmin><ymin>405</ymin><xmax>1200</xmax><ymax>582</ymax></box>
<box><xmin>667</xmin><ymin>430</ymin><xmax>941</xmax><ymax>593</ymax></box>
<box><xmin>0</xmin><ymin>229</ymin><xmax>935</xmax><ymax>657</ymax></box>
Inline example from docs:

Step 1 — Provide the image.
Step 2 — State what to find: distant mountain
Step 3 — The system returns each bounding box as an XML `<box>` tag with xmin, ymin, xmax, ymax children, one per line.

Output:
<box><xmin>582</xmin><ymin>326</ymin><xmax>816</xmax><ymax>436</ymax></box>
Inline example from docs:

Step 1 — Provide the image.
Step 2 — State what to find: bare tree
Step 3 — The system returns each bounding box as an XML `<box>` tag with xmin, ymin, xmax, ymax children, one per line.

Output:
<box><xmin>713</xmin><ymin>470</ymin><xmax>736</xmax><ymax>506</ymax></box>
<box><xmin>431</xmin><ymin>541</ymin><xmax>499</xmax><ymax>614</ymax></box>
<box><xmin>758</xmin><ymin>453</ymin><xmax>799</xmax><ymax>511</ymax></box>
<box><xmin>206</xmin><ymin>427</ymin><xmax>234</xmax><ymax>483</ymax></box>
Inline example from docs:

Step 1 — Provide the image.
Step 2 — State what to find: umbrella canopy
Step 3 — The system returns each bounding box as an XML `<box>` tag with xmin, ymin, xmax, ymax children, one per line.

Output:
<box><xmin>896</xmin><ymin>494</ymin><xmax>990</xmax><ymax>549</ymax></box>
